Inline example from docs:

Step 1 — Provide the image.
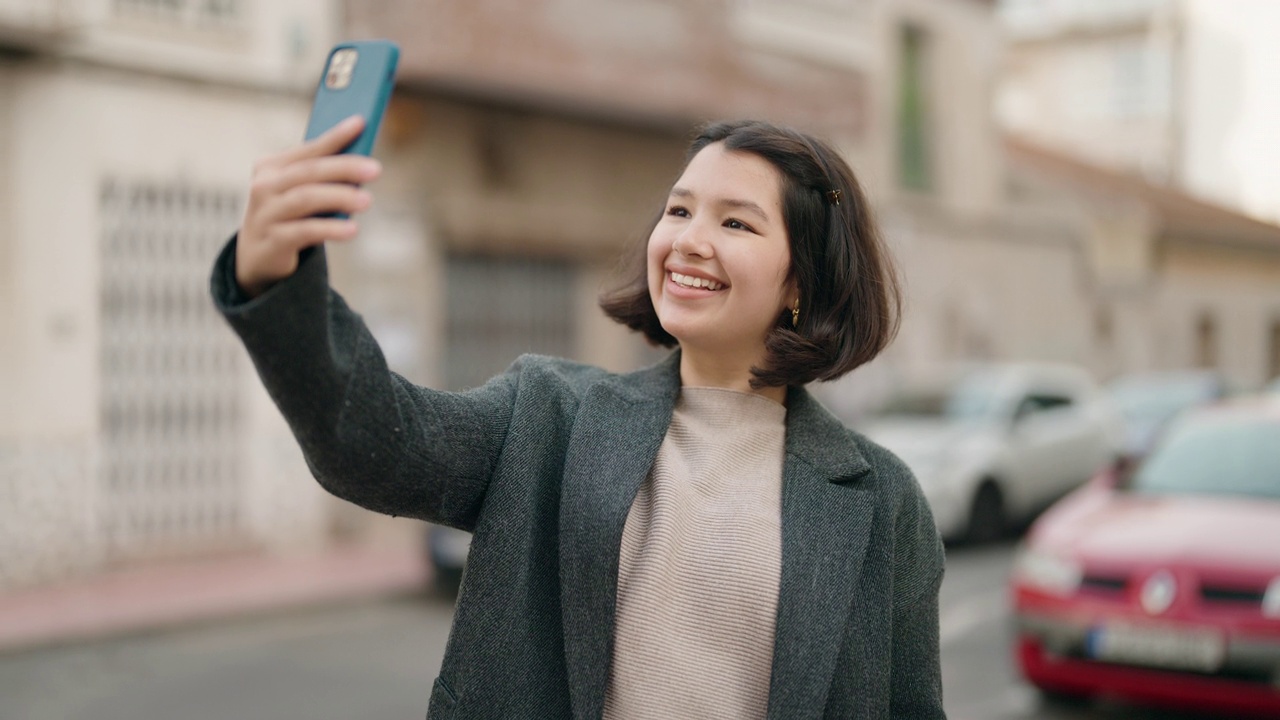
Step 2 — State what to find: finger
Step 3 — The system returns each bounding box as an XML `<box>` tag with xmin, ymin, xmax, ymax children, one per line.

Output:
<box><xmin>259</xmin><ymin>184</ymin><xmax>372</xmax><ymax>223</ymax></box>
<box><xmin>264</xmin><ymin>115</ymin><xmax>367</xmax><ymax>169</ymax></box>
<box><xmin>265</xmin><ymin>154</ymin><xmax>382</xmax><ymax>196</ymax></box>
<box><xmin>270</xmin><ymin>217</ymin><xmax>360</xmax><ymax>251</ymax></box>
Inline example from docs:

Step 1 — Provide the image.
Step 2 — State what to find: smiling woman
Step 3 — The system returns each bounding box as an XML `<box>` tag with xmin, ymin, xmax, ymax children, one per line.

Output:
<box><xmin>602</xmin><ymin>120</ymin><xmax>902</xmax><ymax>397</ymax></box>
<box><xmin>647</xmin><ymin>144</ymin><xmax>795</xmax><ymax>400</ymax></box>
<box><xmin>210</xmin><ymin>117</ymin><xmax>944</xmax><ymax>719</ymax></box>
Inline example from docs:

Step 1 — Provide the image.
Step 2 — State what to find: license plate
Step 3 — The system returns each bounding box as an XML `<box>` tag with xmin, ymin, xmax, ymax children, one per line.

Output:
<box><xmin>1086</xmin><ymin>623</ymin><xmax>1225</xmax><ymax>672</ymax></box>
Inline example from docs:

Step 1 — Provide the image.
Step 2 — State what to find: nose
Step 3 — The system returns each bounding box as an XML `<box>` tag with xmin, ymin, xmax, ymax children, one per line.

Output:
<box><xmin>672</xmin><ymin>219</ymin><xmax>713</xmax><ymax>259</ymax></box>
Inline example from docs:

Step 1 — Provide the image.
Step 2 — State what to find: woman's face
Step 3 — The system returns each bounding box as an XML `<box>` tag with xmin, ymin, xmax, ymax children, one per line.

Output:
<box><xmin>647</xmin><ymin>143</ymin><xmax>794</xmax><ymax>359</ymax></box>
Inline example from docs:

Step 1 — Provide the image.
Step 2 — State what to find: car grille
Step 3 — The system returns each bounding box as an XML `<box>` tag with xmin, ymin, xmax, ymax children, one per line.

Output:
<box><xmin>1080</xmin><ymin>574</ymin><xmax>1127</xmax><ymax>594</ymax></box>
<box><xmin>1079</xmin><ymin>574</ymin><xmax>1269</xmax><ymax>610</ymax></box>
<box><xmin>1200</xmin><ymin>584</ymin><xmax>1267</xmax><ymax>606</ymax></box>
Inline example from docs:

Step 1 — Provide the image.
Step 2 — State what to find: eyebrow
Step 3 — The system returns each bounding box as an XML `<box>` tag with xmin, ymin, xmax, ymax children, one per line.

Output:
<box><xmin>669</xmin><ymin>187</ymin><xmax>771</xmax><ymax>222</ymax></box>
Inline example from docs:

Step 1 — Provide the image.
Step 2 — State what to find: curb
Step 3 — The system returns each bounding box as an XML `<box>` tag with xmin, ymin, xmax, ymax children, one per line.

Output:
<box><xmin>0</xmin><ymin>543</ymin><xmax>429</xmax><ymax>653</ymax></box>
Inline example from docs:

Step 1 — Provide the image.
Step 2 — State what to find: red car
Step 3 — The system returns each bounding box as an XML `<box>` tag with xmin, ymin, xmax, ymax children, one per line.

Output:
<box><xmin>1011</xmin><ymin>399</ymin><xmax>1280</xmax><ymax>718</ymax></box>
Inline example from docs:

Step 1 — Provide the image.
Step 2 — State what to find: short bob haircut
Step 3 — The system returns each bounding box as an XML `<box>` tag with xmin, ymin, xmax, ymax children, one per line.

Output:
<box><xmin>600</xmin><ymin>119</ymin><xmax>902</xmax><ymax>389</ymax></box>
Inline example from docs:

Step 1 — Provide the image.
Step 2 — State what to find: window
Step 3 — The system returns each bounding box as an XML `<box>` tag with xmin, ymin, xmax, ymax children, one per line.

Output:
<box><xmin>741</xmin><ymin>0</ymin><xmax>872</xmax><ymax>11</ymax></box>
<box><xmin>1268</xmin><ymin>319</ymin><xmax>1280</xmax><ymax>381</ymax></box>
<box><xmin>444</xmin><ymin>255</ymin><xmax>578</xmax><ymax>391</ymax></box>
<box><xmin>99</xmin><ymin>178</ymin><xmax>246</xmax><ymax>562</ymax></box>
<box><xmin>1111</xmin><ymin>44</ymin><xmax>1147</xmax><ymax>118</ymax></box>
<box><xmin>1095</xmin><ymin>305</ymin><xmax>1114</xmax><ymax>346</ymax></box>
<box><xmin>113</xmin><ymin>0</ymin><xmax>242</xmax><ymax>30</ymax></box>
<box><xmin>897</xmin><ymin>23</ymin><xmax>933</xmax><ymax>192</ymax></box>
<box><xmin>1194</xmin><ymin>313</ymin><xmax>1217</xmax><ymax>369</ymax></box>
<box><xmin>1015</xmin><ymin>393</ymin><xmax>1076</xmax><ymax>421</ymax></box>
<box><xmin>1108</xmin><ymin>39</ymin><xmax>1173</xmax><ymax>121</ymax></box>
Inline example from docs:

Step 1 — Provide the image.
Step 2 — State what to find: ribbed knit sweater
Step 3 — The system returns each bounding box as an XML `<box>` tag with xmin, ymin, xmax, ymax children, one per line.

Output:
<box><xmin>603</xmin><ymin>387</ymin><xmax>787</xmax><ymax>720</ymax></box>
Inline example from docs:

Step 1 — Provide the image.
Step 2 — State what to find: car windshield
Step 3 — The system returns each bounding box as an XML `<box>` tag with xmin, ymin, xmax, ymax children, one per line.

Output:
<box><xmin>1129</xmin><ymin>415</ymin><xmax>1280</xmax><ymax>500</ymax></box>
<box><xmin>877</xmin><ymin>371</ymin><xmax>1006</xmax><ymax>422</ymax></box>
<box><xmin>1108</xmin><ymin>375</ymin><xmax>1216</xmax><ymax>425</ymax></box>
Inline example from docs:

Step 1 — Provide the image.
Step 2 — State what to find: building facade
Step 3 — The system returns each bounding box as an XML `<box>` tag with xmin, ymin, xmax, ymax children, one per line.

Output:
<box><xmin>998</xmin><ymin>0</ymin><xmax>1280</xmax><ymax>224</ymax></box>
<box><xmin>343</xmin><ymin>0</ymin><xmax>1018</xmax><ymax>412</ymax></box>
<box><xmin>4</xmin><ymin>0</ymin><xmax>1279</xmax><ymax>592</ymax></box>
<box><xmin>0</xmin><ymin>0</ymin><xmax>343</xmax><ymax>590</ymax></box>
<box><xmin>992</xmin><ymin>0</ymin><xmax>1280</xmax><ymax>392</ymax></box>
<box><xmin>1004</xmin><ymin>138</ymin><xmax>1280</xmax><ymax>387</ymax></box>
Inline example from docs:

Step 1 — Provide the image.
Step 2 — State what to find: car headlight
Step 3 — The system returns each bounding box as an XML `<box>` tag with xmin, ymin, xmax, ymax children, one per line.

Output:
<box><xmin>1014</xmin><ymin>547</ymin><xmax>1083</xmax><ymax>596</ymax></box>
<box><xmin>1265</xmin><ymin>577</ymin><xmax>1280</xmax><ymax>619</ymax></box>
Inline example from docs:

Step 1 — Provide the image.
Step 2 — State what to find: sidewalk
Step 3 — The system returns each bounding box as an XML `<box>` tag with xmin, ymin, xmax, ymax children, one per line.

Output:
<box><xmin>0</xmin><ymin>542</ymin><xmax>430</xmax><ymax>653</ymax></box>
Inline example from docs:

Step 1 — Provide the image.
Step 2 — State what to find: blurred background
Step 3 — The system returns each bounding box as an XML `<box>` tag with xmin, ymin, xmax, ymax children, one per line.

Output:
<box><xmin>2</xmin><ymin>0</ymin><xmax>1279</xmax><ymax>718</ymax></box>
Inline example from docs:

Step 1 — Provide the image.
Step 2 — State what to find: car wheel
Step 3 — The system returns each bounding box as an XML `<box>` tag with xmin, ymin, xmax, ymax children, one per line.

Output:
<box><xmin>433</xmin><ymin>564</ymin><xmax>463</xmax><ymax>598</ymax></box>
<box><xmin>965</xmin><ymin>481</ymin><xmax>1006</xmax><ymax>544</ymax></box>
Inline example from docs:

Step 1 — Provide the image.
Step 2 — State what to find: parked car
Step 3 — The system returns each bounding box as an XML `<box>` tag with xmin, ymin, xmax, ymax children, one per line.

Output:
<box><xmin>1106</xmin><ymin>369</ymin><xmax>1230</xmax><ymax>459</ymax></box>
<box><xmin>1011</xmin><ymin>399</ymin><xmax>1280</xmax><ymax>718</ymax></box>
<box><xmin>859</xmin><ymin>363</ymin><xmax>1121</xmax><ymax>543</ymax></box>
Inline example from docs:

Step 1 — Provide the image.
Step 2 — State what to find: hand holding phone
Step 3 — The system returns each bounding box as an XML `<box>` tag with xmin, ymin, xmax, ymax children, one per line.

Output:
<box><xmin>234</xmin><ymin>41</ymin><xmax>400</xmax><ymax>298</ymax></box>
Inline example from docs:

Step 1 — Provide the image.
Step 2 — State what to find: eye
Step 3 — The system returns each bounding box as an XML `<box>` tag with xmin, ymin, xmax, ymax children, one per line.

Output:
<box><xmin>666</xmin><ymin>205</ymin><xmax>690</xmax><ymax>218</ymax></box>
<box><xmin>724</xmin><ymin>218</ymin><xmax>756</xmax><ymax>233</ymax></box>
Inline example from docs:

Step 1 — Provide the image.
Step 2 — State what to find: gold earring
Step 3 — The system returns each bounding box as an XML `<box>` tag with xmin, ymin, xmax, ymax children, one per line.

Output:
<box><xmin>791</xmin><ymin>299</ymin><xmax>800</xmax><ymax>327</ymax></box>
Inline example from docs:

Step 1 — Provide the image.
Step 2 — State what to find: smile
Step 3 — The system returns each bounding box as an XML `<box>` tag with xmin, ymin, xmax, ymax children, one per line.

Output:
<box><xmin>669</xmin><ymin>271</ymin><xmax>725</xmax><ymax>291</ymax></box>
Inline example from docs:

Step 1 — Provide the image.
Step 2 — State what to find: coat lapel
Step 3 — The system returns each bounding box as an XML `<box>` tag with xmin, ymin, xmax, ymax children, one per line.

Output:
<box><xmin>558</xmin><ymin>359</ymin><xmax>875</xmax><ymax>720</ymax></box>
<box><xmin>558</xmin><ymin>354</ymin><xmax>680</xmax><ymax>720</ymax></box>
<box><xmin>767</xmin><ymin>387</ymin><xmax>875</xmax><ymax>719</ymax></box>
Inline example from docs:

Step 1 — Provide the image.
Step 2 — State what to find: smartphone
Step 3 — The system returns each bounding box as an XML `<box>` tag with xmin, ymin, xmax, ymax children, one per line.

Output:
<box><xmin>302</xmin><ymin>41</ymin><xmax>398</xmax><ymax>219</ymax></box>
<box><xmin>304</xmin><ymin>39</ymin><xmax>400</xmax><ymax>156</ymax></box>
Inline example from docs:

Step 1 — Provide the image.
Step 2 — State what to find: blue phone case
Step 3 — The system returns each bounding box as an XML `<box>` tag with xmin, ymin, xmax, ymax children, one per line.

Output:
<box><xmin>304</xmin><ymin>40</ymin><xmax>400</xmax><ymax>155</ymax></box>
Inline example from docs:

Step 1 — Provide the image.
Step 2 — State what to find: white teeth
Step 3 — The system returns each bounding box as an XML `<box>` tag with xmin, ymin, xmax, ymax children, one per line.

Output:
<box><xmin>670</xmin><ymin>271</ymin><xmax>724</xmax><ymax>291</ymax></box>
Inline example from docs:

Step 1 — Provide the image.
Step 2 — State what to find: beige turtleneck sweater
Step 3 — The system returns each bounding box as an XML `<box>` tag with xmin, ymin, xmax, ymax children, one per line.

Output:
<box><xmin>603</xmin><ymin>387</ymin><xmax>787</xmax><ymax>720</ymax></box>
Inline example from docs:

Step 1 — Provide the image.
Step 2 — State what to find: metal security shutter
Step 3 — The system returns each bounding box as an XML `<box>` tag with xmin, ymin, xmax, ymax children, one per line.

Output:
<box><xmin>98</xmin><ymin>178</ymin><xmax>247</xmax><ymax>563</ymax></box>
<box><xmin>444</xmin><ymin>255</ymin><xmax>577</xmax><ymax>391</ymax></box>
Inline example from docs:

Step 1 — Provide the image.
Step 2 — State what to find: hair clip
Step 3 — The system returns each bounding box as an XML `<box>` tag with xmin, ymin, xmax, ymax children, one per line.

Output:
<box><xmin>826</xmin><ymin>189</ymin><xmax>842</xmax><ymax>206</ymax></box>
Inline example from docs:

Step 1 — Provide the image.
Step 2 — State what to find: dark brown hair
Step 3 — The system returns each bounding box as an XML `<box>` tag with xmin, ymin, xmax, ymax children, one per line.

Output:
<box><xmin>600</xmin><ymin>119</ymin><xmax>902</xmax><ymax>388</ymax></box>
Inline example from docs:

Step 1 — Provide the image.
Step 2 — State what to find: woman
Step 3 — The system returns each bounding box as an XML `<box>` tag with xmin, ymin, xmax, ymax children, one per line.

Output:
<box><xmin>212</xmin><ymin>117</ymin><xmax>945</xmax><ymax>719</ymax></box>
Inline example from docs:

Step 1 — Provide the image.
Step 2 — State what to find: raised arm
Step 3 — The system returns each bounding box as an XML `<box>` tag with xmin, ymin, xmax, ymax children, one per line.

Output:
<box><xmin>209</xmin><ymin>118</ymin><xmax>517</xmax><ymax>529</ymax></box>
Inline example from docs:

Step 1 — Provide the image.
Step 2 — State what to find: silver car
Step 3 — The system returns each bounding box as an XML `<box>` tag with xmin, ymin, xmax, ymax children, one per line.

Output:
<box><xmin>859</xmin><ymin>363</ymin><xmax>1122</xmax><ymax>543</ymax></box>
<box><xmin>1106</xmin><ymin>369</ymin><xmax>1231</xmax><ymax>459</ymax></box>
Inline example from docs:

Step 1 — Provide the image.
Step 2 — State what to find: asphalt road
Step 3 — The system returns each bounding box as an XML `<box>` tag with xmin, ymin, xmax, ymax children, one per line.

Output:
<box><xmin>0</xmin><ymin>542</ymin><xmax>1232</xmax><ymax>720</ymax></box>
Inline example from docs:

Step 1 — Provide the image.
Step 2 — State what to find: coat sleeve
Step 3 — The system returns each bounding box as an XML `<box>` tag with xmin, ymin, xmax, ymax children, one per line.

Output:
<box><xmin>210</xmin><ymin>236</ymin><xmax>518</xmax><ymax>530</ymax></box>
<box><xmin>889</xmin><ymin>477</ymin><xmax>947</xmax><ymax>719</ymax></box>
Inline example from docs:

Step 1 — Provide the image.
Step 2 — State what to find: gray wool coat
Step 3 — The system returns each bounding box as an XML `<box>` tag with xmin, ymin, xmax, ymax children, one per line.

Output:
<box><xmin>211</xmin><ymin>238</ymin><xmax>947</xmax><ymax>720</ymax></box>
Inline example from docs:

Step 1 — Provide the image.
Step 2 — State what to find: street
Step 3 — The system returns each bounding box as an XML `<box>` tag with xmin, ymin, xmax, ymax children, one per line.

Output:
<box><xmin>0</xmin><ymin>542</ymin><xmax>1228</xmax><ymax>720</ymax></box>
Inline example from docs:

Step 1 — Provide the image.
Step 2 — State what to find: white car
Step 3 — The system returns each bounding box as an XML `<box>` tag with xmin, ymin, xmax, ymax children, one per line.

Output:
<box><xmin>858</xmin><ymin>363</ymin><xmax>1122</xmax><ymax>543</ymax></box>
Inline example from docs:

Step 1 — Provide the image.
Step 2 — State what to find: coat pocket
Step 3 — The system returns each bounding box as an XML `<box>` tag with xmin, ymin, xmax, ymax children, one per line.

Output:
<box><xmin>427</xmin><ymin>676</ymin><xmax>458</xmax><ymax>718</ymax></box>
